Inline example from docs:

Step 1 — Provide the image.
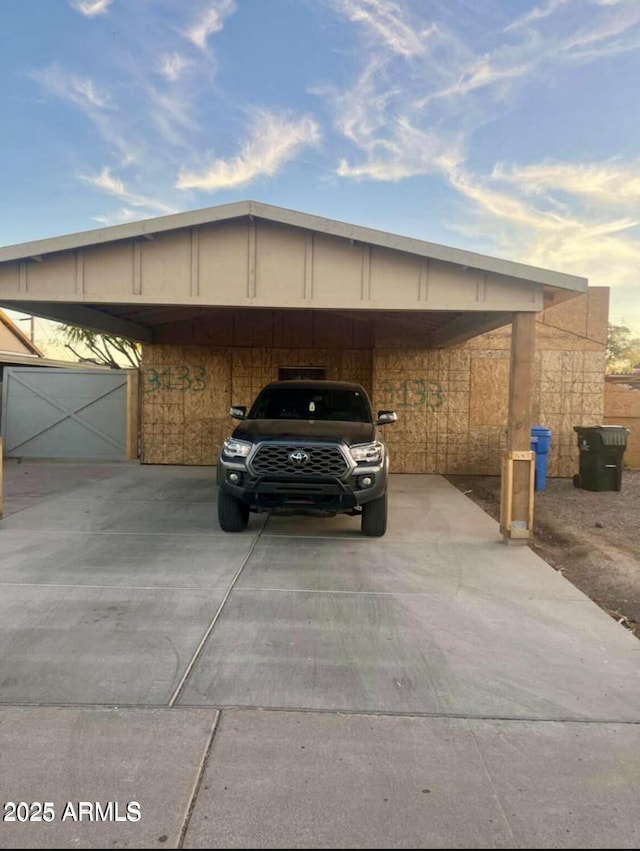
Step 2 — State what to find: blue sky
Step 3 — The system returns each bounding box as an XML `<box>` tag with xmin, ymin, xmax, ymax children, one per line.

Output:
<box><xmin>2</xmin><ymin>0</ymin><xmax>640</xmax><ymax>334</ymax></box>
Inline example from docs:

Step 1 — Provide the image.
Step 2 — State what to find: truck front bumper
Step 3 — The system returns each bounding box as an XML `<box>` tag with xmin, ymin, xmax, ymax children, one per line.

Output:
<box><xmin>218</xmin><ymin>465</ymin><xmax>386</xmax><ymax>512</ymax></box>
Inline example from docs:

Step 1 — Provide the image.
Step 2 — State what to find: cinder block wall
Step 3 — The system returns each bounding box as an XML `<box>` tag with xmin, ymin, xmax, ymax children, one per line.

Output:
<box><xmin>141</xmin><ymin>289</ymin><xmax>608</xmax><ymax>477</ymax></box>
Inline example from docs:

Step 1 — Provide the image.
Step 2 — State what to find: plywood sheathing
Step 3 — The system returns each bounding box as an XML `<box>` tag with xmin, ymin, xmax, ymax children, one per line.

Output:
<box><xmin>373</xmin><ymin>289</ymin><xmax>607</xmax><ymax>476</ymax></box>
<box><xmin>141</xmin><ymin>345</ymin><xmax>372</xmax><ymax>465</ymax></box>
<box><xmin>142</xmin><ymin>345</ymin><xmax>231</xmax><ymax>465</ymax></box>
<box><xmin>142</xmin><ymin>310</ymin><xmax>375</xmax><ymax>465</ymax></box>
<box><xmin>141</xmin><ymin>288</ymin><xmax>607</xmax><ymax>476</ymax></box>
<box><xmin>604</xmin><ymin>378</ymin><xmax>640</xmax><ymax>469</ymax></box>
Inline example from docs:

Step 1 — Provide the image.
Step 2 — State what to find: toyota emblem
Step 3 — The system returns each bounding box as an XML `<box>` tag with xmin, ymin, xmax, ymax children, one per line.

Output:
<box><xmin>289</xmin><ymin>450</ymin><xmax>310</xmax><ymax>465</ymax></box>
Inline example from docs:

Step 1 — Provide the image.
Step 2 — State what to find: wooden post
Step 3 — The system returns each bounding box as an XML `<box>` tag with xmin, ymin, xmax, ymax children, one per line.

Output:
<box><xmin>501</xmin><ymin>312</ymin><xmax>536</xmax><ymax>543</ymax></box>
<box><xmin>126</xmin><ymin>369</ymin><xmax>140</xmax><ymax>460</ymax></box>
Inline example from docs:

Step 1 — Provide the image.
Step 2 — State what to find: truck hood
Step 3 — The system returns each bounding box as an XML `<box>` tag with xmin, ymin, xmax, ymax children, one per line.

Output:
<box><xmin>233</xmin><ymin>419</ymin><xmax>376</xmax><ymax>446</ymax></box>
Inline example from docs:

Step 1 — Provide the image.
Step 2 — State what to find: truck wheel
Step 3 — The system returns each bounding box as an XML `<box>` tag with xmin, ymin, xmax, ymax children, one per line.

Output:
<box><xmin>361</xmin><ymin>491</ymin><xmax>387</xmax><ymax>537</ymax></box>
<box><xmin>218</xmin><ymin>491</ymin><xmax>250</xmax><ymax>532</ymax></box>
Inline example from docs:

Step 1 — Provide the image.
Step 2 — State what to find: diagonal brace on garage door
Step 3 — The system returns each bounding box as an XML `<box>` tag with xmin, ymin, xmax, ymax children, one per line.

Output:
<box><xmin>5</xmin><ymin>371</ymin><xmax>127</xmax><ymax>454</ymax></box>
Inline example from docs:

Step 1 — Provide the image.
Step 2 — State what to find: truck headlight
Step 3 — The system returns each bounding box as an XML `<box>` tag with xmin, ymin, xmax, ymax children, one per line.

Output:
<box><xmin>222</xmin><ymin>438</ymin><xmax>252</xmax><ymax>458</ymax></box>
<box><xmin>349</xmin><ymin>442</ymin><xmax>383</xmax><ymax>464</ymax></box>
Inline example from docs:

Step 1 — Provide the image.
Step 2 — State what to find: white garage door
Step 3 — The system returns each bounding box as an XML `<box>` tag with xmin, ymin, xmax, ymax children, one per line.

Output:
<box><xmin>1</xmin><ymin>367</ymin><xmax>128</xmax><ymax>460</ymax></box>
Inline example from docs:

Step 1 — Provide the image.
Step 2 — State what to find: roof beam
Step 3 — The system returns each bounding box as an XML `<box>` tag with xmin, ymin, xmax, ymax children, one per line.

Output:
<box><xmin>0</xmin><ymin>301</ymin><xmax>153</xmax><ymax>342</ymax></box>
<box><xmin>428</xmin><ymin>311</ymin><xmax>513</xmax><ymax>348</ymax></box>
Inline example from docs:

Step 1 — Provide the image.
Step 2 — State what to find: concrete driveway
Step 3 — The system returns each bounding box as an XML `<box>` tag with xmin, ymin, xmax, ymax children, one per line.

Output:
<box><xmin>0</xmin><ymin>460</ymin><xmax>639</xmax><ymax>848</ymax></box>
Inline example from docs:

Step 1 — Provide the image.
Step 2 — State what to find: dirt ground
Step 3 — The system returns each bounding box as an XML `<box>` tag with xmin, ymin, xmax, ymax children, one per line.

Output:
<box><xmin>446</xmin><ymin>470</ymin><xmax>640</xmax><ymax>640</ymax></box>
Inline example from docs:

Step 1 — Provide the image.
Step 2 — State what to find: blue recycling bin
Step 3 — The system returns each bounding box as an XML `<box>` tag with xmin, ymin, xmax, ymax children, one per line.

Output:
<box><xmin>531</xmin><ymin>426</ymin><xmax>552</xmax><ymax>491</ymax></box>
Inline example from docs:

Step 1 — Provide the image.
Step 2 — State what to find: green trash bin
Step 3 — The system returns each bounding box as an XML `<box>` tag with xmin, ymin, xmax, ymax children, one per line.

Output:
<box><xmin>573</xmin><ymin>425</ymin><xmax>630</xmax><ymax>491</ymax></box>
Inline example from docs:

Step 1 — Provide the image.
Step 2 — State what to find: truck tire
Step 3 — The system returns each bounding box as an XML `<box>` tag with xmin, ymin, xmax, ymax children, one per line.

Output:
<box><xmin>361</xmin><ymin>491</ymin><xmax>387</xmax><ymax>537</ymax></box>
<box><xmin>218</xmin><ymin>491</ymin><xmax>250</xmax><ymax>532</ymax></box>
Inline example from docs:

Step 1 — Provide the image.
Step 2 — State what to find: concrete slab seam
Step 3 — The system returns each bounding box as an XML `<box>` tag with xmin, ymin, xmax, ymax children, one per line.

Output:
<box><xmin>23</xmin><ymin>498</ymin><xmax>220</xmax><ymax>507</ymax></box>
<box><xmin>1</xmin><ymin>702</ymin><xmax>640</xmax><ymax>726</ymax></box>
<box><xmin>177</xmin><ymin>710</ymin><xmax>221</xmax><ymax>849</ymax></box>
<box><xmin>168</xmin><ymin>520</ymin><xmax>268</xmax><ymax>707</ymax></box>
<box><xmin>0</xmin><ymin>582</ymin><xmax>246</xmax><ymax>592</ymax></box>
<box><xmin>172</xmin><ymin>704</ymin><xmax>640</xmax><ymax>726</ymax></box>
<box><xmin>263</xmin><ymin>534</ymin><xmax>375</xmax><ymax>541</ymax></box>
<box><xmin>1</xmin><ymin>529</ymin><xmax>236</xmax><ymax>537</ymax></box>
<box><xmin>229</xmin><ymin>586</ymin><xmax>589</xmax><ymax>601</ymax></box>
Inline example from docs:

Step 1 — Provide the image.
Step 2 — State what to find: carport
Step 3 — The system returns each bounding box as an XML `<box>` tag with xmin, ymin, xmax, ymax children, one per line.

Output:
<box><xmin>2</xmin><ymin>205</ymin><xmax>637</xmax><ymax>850</ymax></box>
<box><xmin>0</xmin><ymin>200</ymin><xmax>588</xmax><ymax>540</ymax></box>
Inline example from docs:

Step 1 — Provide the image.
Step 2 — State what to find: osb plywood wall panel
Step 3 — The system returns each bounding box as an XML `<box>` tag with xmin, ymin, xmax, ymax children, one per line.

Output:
<box><xmin>374</xmin><ymin>344</ymin><xmax>604</xmax><ymax>477</ymax></box>
<box><xmin>372</xmin><ymin>346</ymin><xmax>510</xmax><ymax>475</ymax></box>
<box><xmin>373</xmin><ymin>288</ymin><xmax>607</xmax><ymax>476</ymax></box>
<box><xmin>469</xmin><ymin>358</ymin><xmax>509</xmax><ymax>426</ymax></box>
<box><xmin>542</xmin><ymin>286</ymin><xmax>609</xmax><ymax>346</ymax></box>
<box><xmin>142</xmin><ymin>290</ymin><xmax>607</xmax><ymax>476</ymax></box>
<box><xmin>373</xmin><ymin>346</ymin><xmax>469</xmax><ymax>475</ymax></box>
<box><xmin>142</xmin><ymin>343</ymin><xmax>372</xmax><ymax>465</ymax></box>
<box><xmin>604</xmin><ymin>382</ymin><xmax>640</xmax><ymax>469</ymax></box>
<box><xmin>229</xmin><ymin>347</ymin><xmax>372</xmax><ymax>410</ymax></box>
<box><xmin>537</xmin><ymin>350</ymin><xmax>605</xmax><ymax>478</ymax></box>
<box><xmin>142</xmin><ymin>345</ymin><xmax>231</xmax><ymax>465</ymax></box>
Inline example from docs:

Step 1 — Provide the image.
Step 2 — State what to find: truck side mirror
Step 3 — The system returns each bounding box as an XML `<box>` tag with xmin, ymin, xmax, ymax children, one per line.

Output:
<box><xmin>230</xmin><ymin>406</ymin><xmax>247</xmax><ymax>420</ymax></box>
<box><xmin>377</xmin><ymin>411</ymin><xmax>398</xmax><ymax>425</ymax></box>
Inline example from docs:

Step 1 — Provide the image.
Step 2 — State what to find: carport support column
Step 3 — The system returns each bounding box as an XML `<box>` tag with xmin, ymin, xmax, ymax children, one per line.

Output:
<box><xmin>501</xmin><ymin>312</ymin><xmax>536</xmax><ymax>544</ymax></box>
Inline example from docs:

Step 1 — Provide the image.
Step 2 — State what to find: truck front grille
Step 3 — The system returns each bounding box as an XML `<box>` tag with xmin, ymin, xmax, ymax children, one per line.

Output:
<box><xmin>251</xmin><ymin>444</ymin><xmax>348</xmax><ymax>478</ymax></box>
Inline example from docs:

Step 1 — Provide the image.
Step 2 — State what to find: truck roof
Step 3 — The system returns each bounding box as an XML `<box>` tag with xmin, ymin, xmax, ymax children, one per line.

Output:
<box><xmin>260</xmin><ymin>380</ymin><xmax>367</xmax><ymax>392</ymax></box>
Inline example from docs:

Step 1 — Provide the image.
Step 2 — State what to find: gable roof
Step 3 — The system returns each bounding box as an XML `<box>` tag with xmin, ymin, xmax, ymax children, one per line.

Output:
<box><xmin>0</xmin><ymin>200</ymin><xmax>586</xmax><ymax>295</ymax></box>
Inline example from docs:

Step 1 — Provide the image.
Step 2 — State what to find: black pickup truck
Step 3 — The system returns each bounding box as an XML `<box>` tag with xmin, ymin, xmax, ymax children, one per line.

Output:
<box><xmin>217</xmin><ymin>380</ymin><xmax>397</xmax><ymax>536</ymax></box>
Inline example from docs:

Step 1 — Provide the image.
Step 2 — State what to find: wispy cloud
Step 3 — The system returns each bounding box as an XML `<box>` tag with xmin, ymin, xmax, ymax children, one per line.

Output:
<box><xmin>79</xmin><ymin>166</ymin><xmax>177</xmax><ymax>216</ymax></box>
<box><xmin>418</xmin><ymin>55</ymin><xmax>536</xmax><ymax>106</ymax></box>
<box><xmin>504</xmin><ymin>0</ymin><xmax>572</xmax><ymax>33</ymax></box>
<box><xmin>447</xmin><ymin>163</ymin><xmax>640</xmax><ymax>290</ymax></box>
<box><xmin>144</xmin><ymin>85</ymin><xmax>200</xmax><ymax>150</ymax></box>
<box><xmin>492</xmin><ymin>159</ymin><xmax>640</xmax><ymax>206</ymax></box>
<box><xmin>93</xmin><ymin>208</ymin><xmax>142</xmax><ymax>226</ymax></box>
<box><xmin>33</xmin><ymin>64</ymin><xmax>112</xmax><ymax>110</ymax></box>
<box><xmin>327</xmin><ymin>0</ymin><xmax>640</xmax><ymax>302</ymax></box>
<box><xmin>33</xmin><ymin>63</ymin><xmax>144</xmax><ymax>168</ymax></box>
<box><xmin>158</xmin><ymin>52</ymin><xmax>191</xmax><ymax>81</ymax></box>
<box><xmin>176</xmin><ymin>110</ymin><xmax>321</xmax><ymax>191</ymax></box>
<box><xmin>184</xmin><ymin>0</ymin><xmax>237</xmax><ymax>50</ymax></box>
<box><xmin>337</xmin><ymin>114</ymin><xmax>463</xmax><ymax>182</ymax></box>
<box><xmin>564</xmin><ymin>3</ymin><xmax>640</xmax><ymax>50</ymax></box>
<box><xmin>69</xmin><ymin>0</ymin><xmax>114</xmax><ymax>17</ymax></box>
<box><xmin>80</xmin><ymin>165</ymin><xmax>126</xmax><ymax>195</ymax></box>
<box><xmin>326</xmin><ymin>37</ymin><xmax>464</xmax><ymax>182</ymax></box>
<box><xmin>330</xmin><ymin>0</ymin><xmax>436</xmax><ymax>57</ymax></box>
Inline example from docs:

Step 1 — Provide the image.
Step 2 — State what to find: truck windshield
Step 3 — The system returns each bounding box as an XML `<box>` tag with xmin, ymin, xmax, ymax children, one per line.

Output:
<box><xmin>250</xmin><ymin>387</ymin><xmax>371</xmax><ymax>423</ymax></box>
